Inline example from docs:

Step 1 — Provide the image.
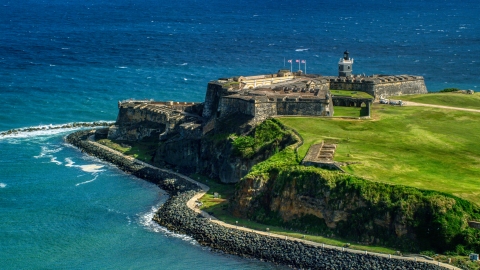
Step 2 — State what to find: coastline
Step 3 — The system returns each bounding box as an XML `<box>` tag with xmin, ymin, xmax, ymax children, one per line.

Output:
<box><xmin>65</xmin><ymin>129</ymin><xmax>454</xmax><ymax>269</ymax></box>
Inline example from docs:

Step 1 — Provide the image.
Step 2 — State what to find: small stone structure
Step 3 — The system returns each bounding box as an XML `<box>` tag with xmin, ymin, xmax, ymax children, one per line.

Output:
<box><xmin>468</xmin><ymin>221</ymin><xmax>480</xmax><ymax>230</ymax></box>
<box><xmin>302</xmin><ymin>141</ymin><xmax>342</xmax><ymax>170</ymax></box>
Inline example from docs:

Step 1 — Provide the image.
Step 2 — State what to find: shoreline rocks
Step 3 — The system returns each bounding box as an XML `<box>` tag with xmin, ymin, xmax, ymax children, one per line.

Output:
<box><xmin>65</xmin><ymin>129</ymin><xmax>447</xmax><ymax>270</ymax></box>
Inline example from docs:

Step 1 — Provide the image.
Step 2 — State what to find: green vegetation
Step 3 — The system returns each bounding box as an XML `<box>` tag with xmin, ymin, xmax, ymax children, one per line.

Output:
<box><xmin>231</xmin><ymin>119</ymin><xmax>293</xmax><ymax>158</ymax></box>
<box><xmin>279</xmin><ymin>104</ymin><xmax>480</xmax><ymax>205</ymax></box>
<box><xmin>330</xmin><ymin>90</ymin><xmax>374</xmax><ymax>99</ymax></box>
<box><xmin>400</xmin><ymin>92</ymin><xmax>480</xmax><ymax>110</ymax></box>
<box><xmin>332</xmin><ymin>106</ymin><xmax>369</xmax><ymax>117</ymax></box>
<box><xmin>221</xmin><ymin>81</ymin><xmax>240</xmax><ymax>89</ymax></box>
<box><xmin>242</xmin><ymin>153</ymin><xmax>480</xmax><ymax>254</ymax></box>
<box><xmin>96</xmin><ymin>139</ymin><xmax>157</xmax><ymax>162</ymax></box>
<box><xmin>439</xmin><ymin>87</ymin><xmax>460</xmax><ymax>93</ymax></box>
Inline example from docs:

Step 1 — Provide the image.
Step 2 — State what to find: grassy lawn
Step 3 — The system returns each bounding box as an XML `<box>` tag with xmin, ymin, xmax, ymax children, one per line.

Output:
<box><xmin>333</xmin><ymin>106</ymin><xmax>369</xmax><ymax>117</ymax></box>
<box><xmin>96</xmin><ymin>139</ymin><xmax>157</xmax><ymax>162</ymax></box>
<box><xmin>279</xmin><ymin>104</ymin><xmax>480</xmax><ymax>205</ymax></box>
<box><xmin>330</xmin><ymin>90</ymin><xmax>374</xmax><ymax>99</ymax></box>
<box><xmin>400</xmin><ymin>92</ymin><xmax>480</xmax><ymax>109</ymax></box>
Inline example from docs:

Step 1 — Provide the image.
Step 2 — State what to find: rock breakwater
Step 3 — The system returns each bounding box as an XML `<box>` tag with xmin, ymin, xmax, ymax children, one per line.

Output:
<box><xmin>1</xmin><ymin>121</ymin><xmax>114</xmax><ymax>137</ymax></box>
<box><xmin>66</xmin><ymin>130</ymin><xmax>447</xmax><ymax>270</ymax></box>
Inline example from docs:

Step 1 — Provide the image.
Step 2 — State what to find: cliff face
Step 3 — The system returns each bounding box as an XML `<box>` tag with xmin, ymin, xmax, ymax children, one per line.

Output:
<box><xmin>231</xmin><ymin>166</ymin><xmax>480</xmax><ymax>252</ymax></box>
<box><xmin>153</xmin><ymin>115</ymin><xmax>291</xmax><ymax>183</ymax></box>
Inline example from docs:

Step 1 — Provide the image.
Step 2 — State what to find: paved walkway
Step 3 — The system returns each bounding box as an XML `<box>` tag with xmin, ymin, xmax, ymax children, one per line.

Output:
<box><xmin>403</xmin><ymin>101</ymin><xmax>480</xmax><ymax>113</ymax></box>
<box><xmin>85</xmin><ymin>135</ymin><xmax>459</xmax><ymax>270</ymax></box>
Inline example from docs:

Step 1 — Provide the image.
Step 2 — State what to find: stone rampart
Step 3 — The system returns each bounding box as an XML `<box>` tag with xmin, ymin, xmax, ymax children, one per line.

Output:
<box><xmin>218</xmin><ymin>96</ymin><xmax>256</xmax><ymax>118</ymax></box>
<box><xmin>276</xmin><ymin>97</ymin><xmax>331</xmax><ymax>116</ymax></box>
<box><xmin>328</xmin><ymin>75</ymin><xmax>427</xmax><ymax>99</ymax></box>
<box><xmin>108</xmin><ymin>101</ymin><xmax>200</xmax><ymax>141</ymax></box>
<box><xmin>218</xmin><ymin>95</ymin><xmax>332</xmax><ymax>121</ymax></box>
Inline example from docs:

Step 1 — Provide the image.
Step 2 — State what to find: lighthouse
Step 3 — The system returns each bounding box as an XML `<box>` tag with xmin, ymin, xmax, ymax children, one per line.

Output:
<box><xmin>338</xmin><ymin>50</ymin><xmax>353</xmax><ymax>77</ymax></box>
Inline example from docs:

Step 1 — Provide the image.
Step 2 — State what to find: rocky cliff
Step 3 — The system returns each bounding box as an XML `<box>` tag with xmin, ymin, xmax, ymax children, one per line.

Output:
<box><xmin>231</xmin><ymin>162</ymin><xmax>480</xmax><ymax>253</ymax></box>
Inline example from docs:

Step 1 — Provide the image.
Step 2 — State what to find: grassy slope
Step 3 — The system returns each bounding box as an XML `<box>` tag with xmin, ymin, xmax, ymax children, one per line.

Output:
<box><xmin>279</xmin><ymin>103</ymin><xmax>480</xmax><ymax>205</ymax></box>
<box><xmin>400</xmin><ymin>92</ymin><xmax>480</xmax><ymax>109</ymax></box>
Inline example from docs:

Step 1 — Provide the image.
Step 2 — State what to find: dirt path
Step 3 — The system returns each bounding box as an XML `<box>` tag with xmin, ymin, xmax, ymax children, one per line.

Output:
<box><xmin>403</xmin><ymin>101</ymin><xmax>480</xmax><ymax>113</ymax></box>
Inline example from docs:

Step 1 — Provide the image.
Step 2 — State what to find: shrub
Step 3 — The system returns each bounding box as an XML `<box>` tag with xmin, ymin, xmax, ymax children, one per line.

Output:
<box><xmin>439</xmin><ymin>88</ymin><xmax>460</xmax><ymax>93</ymax></box>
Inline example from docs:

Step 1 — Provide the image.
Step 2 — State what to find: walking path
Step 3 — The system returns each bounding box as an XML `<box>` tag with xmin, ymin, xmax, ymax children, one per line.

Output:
<box><xmin>403</xmin><ymin>101</ymin><xmax>480</xmax><ymax>113</ymax></box>
<box><xmin>86</xmin><ymin>136</ymin><xmax>459</xmax><ymax>270</ymax></box>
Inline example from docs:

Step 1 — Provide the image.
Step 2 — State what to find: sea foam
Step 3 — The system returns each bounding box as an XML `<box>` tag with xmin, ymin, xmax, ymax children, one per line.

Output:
<box><xmin>0</xmin><ymin>183</ymin><xmax>6</xmax><ymax>188</ymax></box>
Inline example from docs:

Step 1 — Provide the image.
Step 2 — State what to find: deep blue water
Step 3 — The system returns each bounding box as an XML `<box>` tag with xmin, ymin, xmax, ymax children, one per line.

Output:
<box><xmin>0</xmin><ymin>0</ymin><xmax>478</xmax><ymax>268</ymax></box>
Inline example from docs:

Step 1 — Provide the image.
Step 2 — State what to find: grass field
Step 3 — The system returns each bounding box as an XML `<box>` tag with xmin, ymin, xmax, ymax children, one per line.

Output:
<box><xmin>330</xmin><ymin>90</ymin><xmax>374</xmax><ymax>99</ymax></box>
<box><xmin>279</xmin><ymin>103</ymin><xmax>480</xmax><ymax>205</ymax></box>
<box><xmin>96</xmin><ymin>139</ymin><xmax>157</xmax><ymax>162</ymax></box>
<box><xmin>332</xmin><ymin>106</ymin><xmax>369</xmax><ymax>117</ymax></box>
<box><xmin>400</xmin><ymin>92</ymin><xmax>480</xmax><ymax>109</ymax></box>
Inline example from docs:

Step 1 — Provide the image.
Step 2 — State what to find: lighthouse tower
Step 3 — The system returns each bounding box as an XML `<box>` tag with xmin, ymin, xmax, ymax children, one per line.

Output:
<box><xmin>338</xmin><ymin>50</ymin><xmax>353</xmax><ymax>77</ymax></box>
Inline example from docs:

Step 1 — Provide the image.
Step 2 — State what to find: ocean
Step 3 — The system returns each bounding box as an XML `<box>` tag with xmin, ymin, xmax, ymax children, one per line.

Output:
<box><xmin>0</xmin><ymin>0</ymin><xmax>478</xmax><ymax>268</ymax></box>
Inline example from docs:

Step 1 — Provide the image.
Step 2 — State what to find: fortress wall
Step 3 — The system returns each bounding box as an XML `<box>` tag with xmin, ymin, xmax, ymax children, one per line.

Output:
<box><xmin>329</xmin><ymin>78</ymin><xmax>427</xmax><ymax>99</ymax></box>
<box><xmin>117</xmin><ymin>105</ymin><xmax>169</xmax><ymax>126</ymax></box>
<box><xmin>109</xmin><ymin>103</ymin><xmax>186</xmax><ymax>141</ymax></box>
<box><xmin>329</xmin><ymin>81</ymin><xmax>368</xmax><ymax>92</ymax></box>
<box><xmin>373</xmin><ymin>79</ymin><xmax>427</xmax><ymax>99</ymax></box>
<box><xmin>276</xmin><ymin>99</ymin><xmax>328</xmax><ymax>116</ymax></box>
<box><xmin>219</xmin><ymin>97</ymin><xmax>256</xmax><ymax>118</ymax></box>
<box><xmin>316</xmin><ymin>81</ymin><xmax>331</xmax><ymax>92</ymax></box>
<box><xmin>254</xmin><ymin>99</ymin><xmax>277</xmax><ymax>121</ymax></box>
<box><xmin>203</xmin><ymin>82</ymin><xmax>226</xmax><ymax>119</ymax></box>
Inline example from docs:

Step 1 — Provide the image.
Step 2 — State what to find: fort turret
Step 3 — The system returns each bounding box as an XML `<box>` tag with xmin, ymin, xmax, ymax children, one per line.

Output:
<box><xmin>338</xmin><ymin>50</ymin><xmax>353</xmax><ymax>77</ymax></box>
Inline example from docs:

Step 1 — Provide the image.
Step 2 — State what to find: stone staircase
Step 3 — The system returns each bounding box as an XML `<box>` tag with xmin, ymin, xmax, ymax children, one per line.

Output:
<box><xmin>302</xmin><ymin>141</ymin><xmax>342</xmax><ymax>171</ymax></box>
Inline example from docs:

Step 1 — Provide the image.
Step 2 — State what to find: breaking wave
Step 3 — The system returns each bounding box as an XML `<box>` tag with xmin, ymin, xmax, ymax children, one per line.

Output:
<box><xmin>0</xmin><ymin>121</ymin><xmax>114</xmax><ymax>139</ymax></box>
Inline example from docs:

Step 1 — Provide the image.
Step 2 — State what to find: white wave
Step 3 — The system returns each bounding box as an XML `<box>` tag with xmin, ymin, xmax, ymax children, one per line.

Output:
<box><xmin>79</xmin><ymin>164</ymin><xmax>104</xmax><ymax>173</ymax></box>
<box><xmin>0</xmin><ymin>183</ymin><xmax>6</xmax><ymax>188</ymax></box>
<box><xmin>65</xmin><ymin>157</ymin><xmax>104</xmax><ymax>173</ymax></box>
<box><xmin>138</xmin><ymin>203</ymin><xmax>197</xmax><ymax>244</ymax></box>
<box><xmin>3</xmin><ymin>127</ymin><xmax>80</xmax><ymax>140</ymax></box>
<box><xmin>50</xmin><ymin>157</ymin><xmax>62</xmax><ymax>165</ymax></box>
<box><xmin>34</xmin><ymin>146</ymin><xmax>64</xmax><ymax>158</ymax></box>
<box><xmin>183</xmin><ymin>78</ymin><xmax>188</xmax><ymax>81</ymax></box>
<box><xmin>75</xmin><ymin>174</ymin><xmax>99</xmax><ymax>186</ymax></box>
<box><xmin>295</xmin><ymin>48</ymin><xmax>309</xmax><ymax>51</ymax></box>
<box><xmin>178</xmin><ymin>63</ymin><xmax>188</xmax><ymax>66</ymax></box>
<box><xmin>117</xmin><ymin>66</ymin><xmax>128</xmax><ymax>69</ymax></box>
<box><xmin>0</xmin><ymin>121</ymin><xmax>114</xmax><ymax>140</ymax></box>
<box><xmin>65</xmin><ymin>157</ymin><xmax>75</xmax><ymax>167</ymax></box>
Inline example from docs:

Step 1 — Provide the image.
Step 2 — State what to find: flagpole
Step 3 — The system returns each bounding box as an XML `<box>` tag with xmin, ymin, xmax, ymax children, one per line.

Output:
<box><xmin>305</xmin><ymin>60</ymin><xmax>307</xmax><ymax>74</ymax></box>
<box><xmin>290</xmin><ymin>61</ymin><xmax>292</xmax><ymax>72</ymax></box>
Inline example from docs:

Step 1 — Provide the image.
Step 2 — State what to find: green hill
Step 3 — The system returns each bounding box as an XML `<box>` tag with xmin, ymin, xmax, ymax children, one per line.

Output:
<box><xmin>400</xmin><ymin>92</ymin><xmax>480</xmax><ymax>110</ymax></box>
<box><xmin>279</xmin><ymin>102</ymin><xmax>480</xmax><ymax>205</ymax></box>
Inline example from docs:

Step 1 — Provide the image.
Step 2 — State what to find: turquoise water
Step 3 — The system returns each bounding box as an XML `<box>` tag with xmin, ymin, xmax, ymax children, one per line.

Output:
<box><xmin>0</xmin><ymin>133</ymin><xmax>280</xmax><ymax>269</ymax></box>
<box><xmin>0</xmin><ymin>0</ymin><xmax>479</xmax><ymax>268</ymax></box>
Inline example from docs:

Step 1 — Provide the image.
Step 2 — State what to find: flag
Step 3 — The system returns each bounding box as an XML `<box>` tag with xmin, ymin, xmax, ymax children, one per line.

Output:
<box><xmin>295</xmin><ymin>60</ymin><xmax>300</xmax><ymax>63</ymax></box>
<box><xmin>301</xmin><ymin>60</ymin><xmax>306</xmax><ymax>63</ymax></box>
<box><xmin>287</xmin><ymin>59</ymin><xmax>292</xmax><ymax>63</ymax></box>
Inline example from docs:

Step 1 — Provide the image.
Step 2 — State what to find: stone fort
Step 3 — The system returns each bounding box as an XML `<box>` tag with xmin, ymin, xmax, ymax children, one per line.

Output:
<box><xmin>109</xmin><ymin>51</ymin><xmax>427</xmax><ymax>141</ymax></box>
